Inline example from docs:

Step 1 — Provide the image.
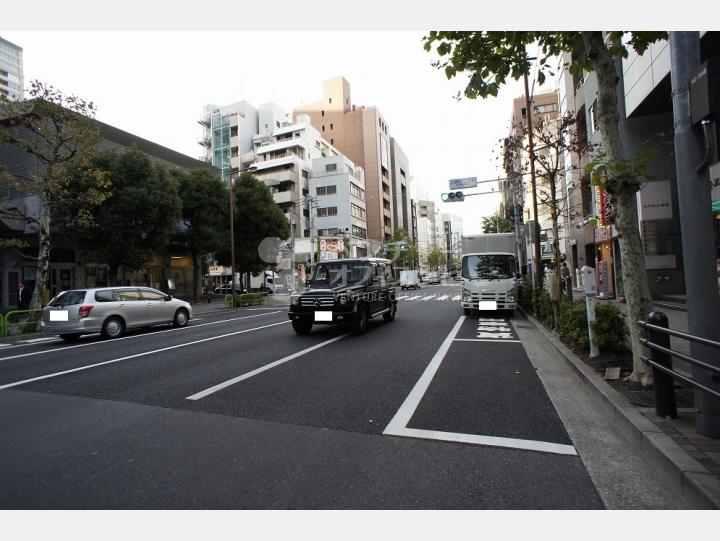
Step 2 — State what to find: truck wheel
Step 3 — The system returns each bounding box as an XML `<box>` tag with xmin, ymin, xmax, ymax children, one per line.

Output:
<box><xmin>292</xmin><ymin>319</ymin><xmax>313</xmax><ymax>335</ymax></box>
<box><xmin>352</xmin><ymin>306</ymin><xmax>369</xmax><ymax>334</ymax></box>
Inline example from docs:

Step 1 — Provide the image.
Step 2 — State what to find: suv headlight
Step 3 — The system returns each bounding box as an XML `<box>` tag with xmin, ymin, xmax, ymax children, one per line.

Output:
<box><xmin>290</xmin><ymin>295</ymin><xmax>300</xmax><ymax>306</ymax></box>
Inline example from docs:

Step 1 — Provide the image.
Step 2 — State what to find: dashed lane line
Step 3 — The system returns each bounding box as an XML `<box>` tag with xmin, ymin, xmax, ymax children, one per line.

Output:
<box><xmin>0</xmin><ymin>311</ymin><xmax>283</xmax><ymax>363</ymax></box>
<box><xmin>186</xmin><ymin>332</ymin><xmax>350</xmax><ymax>400</ymax></box>
<box><xmin>0</xmin><ymin>320</ymin><xmax>290</xmax><ymax>391</ymax></box>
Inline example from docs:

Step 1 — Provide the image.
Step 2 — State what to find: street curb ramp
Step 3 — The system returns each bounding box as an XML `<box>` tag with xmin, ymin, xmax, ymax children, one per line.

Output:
<box><xmin>520</xmin><ymin>307</ymin><xmax>720</xmax><ymax>509</ymax></box>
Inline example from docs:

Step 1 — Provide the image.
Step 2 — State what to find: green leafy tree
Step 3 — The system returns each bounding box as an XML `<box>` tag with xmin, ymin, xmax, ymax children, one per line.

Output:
<box><xmin>216</xmin><ymin>172</ymin><xmax>290</xmax><ymax>280</ymax></box>
<box><xmin>481</xmin><ymin>212</ymin><xmax>513</xmax><ymax>233</ymax></box>
<box><xmin>387</xmin><ymin>228</ymin><xmax>419</xmax><ymax>269</ymax></box>
<box><xmin>171</xmin><ymin>168</ymin><xmax>229</xmax><ymax>303</ymax></box>
<box><xmin>66</xmin><ymin>147</ymin><xmax>181</xmax><ymax>284</ymax></box>
<box><xmin>423</xmin><ymin>30</ymin><xmax>665</xmax><ymax>384</ymax></box>
<box><xmin>425</xmin><ymin>246</ymin><xmax>446</xmax><ymax>271</ymax></box>
<box><xmin>0</xmin><ymin>81</ymin><xmax>110</xmax><ymax>308</ymax></box>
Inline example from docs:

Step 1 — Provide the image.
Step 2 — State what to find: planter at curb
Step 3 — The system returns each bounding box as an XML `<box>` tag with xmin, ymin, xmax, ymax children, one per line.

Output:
<box><xmin>519</xmin><ymin>306</ymin><xmax>720</xmax><ymax>509</ymax></box>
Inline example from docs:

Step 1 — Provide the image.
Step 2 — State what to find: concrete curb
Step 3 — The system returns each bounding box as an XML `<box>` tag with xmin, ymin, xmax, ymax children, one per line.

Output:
<box><xmin>519</xmin><ymin>307</ymin><xmax>720</xmax><ymax>509</ymax></box>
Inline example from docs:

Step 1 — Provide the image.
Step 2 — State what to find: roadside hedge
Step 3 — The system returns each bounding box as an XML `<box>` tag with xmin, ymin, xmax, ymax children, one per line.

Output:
<box><xmin>229</xmin><ymin>292</ymin><xmax>269</xmax><ymax>307</ymax></box>
<box><xmin>591</xmin><ymin>302</ymin><xmax>627</xmax><ymax>352</ymax></box>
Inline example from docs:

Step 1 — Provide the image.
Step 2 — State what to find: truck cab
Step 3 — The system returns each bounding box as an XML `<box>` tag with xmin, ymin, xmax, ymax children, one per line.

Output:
<box><xmin>461</xmin><ymin>252</ymin><xmax>518</xmax><ymax>316</ymax></box>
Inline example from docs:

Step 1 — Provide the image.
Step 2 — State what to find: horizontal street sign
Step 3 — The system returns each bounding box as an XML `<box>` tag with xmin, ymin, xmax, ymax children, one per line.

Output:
<box><xmin>449</xmin><ymin>177</ymin><xmax>477</xmax><ymax>190</ymax></box>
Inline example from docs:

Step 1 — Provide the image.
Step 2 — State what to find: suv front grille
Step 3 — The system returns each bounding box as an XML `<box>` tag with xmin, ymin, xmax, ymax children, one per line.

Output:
<box><xmin>300</xmin><ymin>295</ymin><xmax>335</xmax><ymax>307</ymax></box>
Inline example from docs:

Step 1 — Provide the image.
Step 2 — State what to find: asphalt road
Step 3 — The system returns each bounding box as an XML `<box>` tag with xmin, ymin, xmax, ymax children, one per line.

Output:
<box><xmin>1</xmin><ymin>282</ymin><xmax>607</xmax><ymax>508</ymax></box>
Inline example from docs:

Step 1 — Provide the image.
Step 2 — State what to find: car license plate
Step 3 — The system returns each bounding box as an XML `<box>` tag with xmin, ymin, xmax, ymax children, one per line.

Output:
<box><xmin>50</xmin><ymin>310</ymin><xmax>69</xmax><ymax>322</ymax></box>
<box><xmin>477</xmin><ymin>301</ymin><xmax>497</xmax><ymax>311</ymax></box>
<box><xmin>314</xmin><ymin>311</ymin><xmax>332</xmax><ymax>322</ymax></box>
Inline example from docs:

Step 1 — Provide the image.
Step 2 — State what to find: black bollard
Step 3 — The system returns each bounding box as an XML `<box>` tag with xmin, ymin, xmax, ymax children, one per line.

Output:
<box><xmin>647</xmin><ymin>311</ymin><xmax>677</xmax><ymax>419</ymax></box>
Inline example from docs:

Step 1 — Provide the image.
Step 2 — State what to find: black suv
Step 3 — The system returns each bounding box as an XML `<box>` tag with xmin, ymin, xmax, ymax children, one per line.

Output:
<box><xmin>288</xmin><ymin>257</ymin><xmax>397</xmax><ymax>335</ymax></box>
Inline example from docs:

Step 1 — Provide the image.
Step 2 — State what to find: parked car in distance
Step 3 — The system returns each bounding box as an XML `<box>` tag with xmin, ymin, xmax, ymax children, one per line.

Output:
<box><xmin>40</xmin><ymin>287</ymin><xmax>193</xmax><ymax>341</ymax></box>
<box><xmin>427</xmin><ymin>272</ymin><xmax>440</xmax><ymax>285</ymax></box>
<box><xmin>400</xmin><ymin>269</ymin><xmax>421</xmax><ymax>290</ymax></box>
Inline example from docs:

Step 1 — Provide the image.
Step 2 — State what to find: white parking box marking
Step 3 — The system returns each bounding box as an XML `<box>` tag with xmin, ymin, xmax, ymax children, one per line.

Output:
<box><xmin>0</xmin><ymin>321</ymin><xmax>289</xmax><ymax>391</ymax></box>
<box><xmin>421</xmin><ymin>295</ymin><xmax>435</xmax><ymax>302</ymax></box>
<box><xmin>408</xmin><ymin>295</ymin><xmax>423</xmax><ymax>301</ymax></box>
<box><xmin>452</xmin><ymin>295</ymin><xmax>461</xmax><ymax>301</ymax></box>
<box><xmin>436</xmin><ymin>295</ymin><xmax>449</xmax><ymax>301</ymax></box>
<box><xmin>396</xmin><ymin>295</ymin><xmax>409</xmax><ymax>300</ymax></box>
<box><xmin>187</xmin><ymin>333</ymin><xmax>350</xmax><ymax>400</ymax></box>
<box><xmin>454</xmin><ymin>338</ymin><xmax>521</xmax><ymax>343</ymax></box>
<box><xmin>384</xmin><ymin>316</ymin><xmax>465</xmax><ymax>433</ymax></box>
<box><xmin>385</xmin><ymin>427</ymin><xmax>577</xmax><ymax>456</ymax></box>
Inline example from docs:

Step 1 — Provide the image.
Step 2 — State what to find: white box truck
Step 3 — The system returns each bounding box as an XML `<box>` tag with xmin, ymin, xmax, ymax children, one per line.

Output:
<box><xmin>400</xmin><ymin>270</ymin><xmax>420</xmax><ymax>290</ymax></box>
<box><xmin>250</xmin><ymin>270</ymin><xmax>280</xmax><ymax>293</ymax></box>
<box><xmin>460</xmin><ymin>233</ymin><xmax>519</xmax><ymax>315</ymax></box>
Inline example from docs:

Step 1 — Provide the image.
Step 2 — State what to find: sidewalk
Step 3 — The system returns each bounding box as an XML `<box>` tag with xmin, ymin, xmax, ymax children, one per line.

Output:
<box><xmin>521</xmin><ymin>305</ymin><xmax>720</xmax><ymax>508</ymax></box>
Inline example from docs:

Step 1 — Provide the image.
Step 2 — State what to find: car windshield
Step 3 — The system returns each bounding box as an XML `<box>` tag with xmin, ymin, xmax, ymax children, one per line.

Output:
<box><xmin>308</xmin><ymin>262</ymin><xmax>373</xmax><ymax>287</ymax></box>
<box><xmin>48</xmin><ymin>290</ymin><xmax>86</xmax><ymax>306</ymax></box>
<box><xmin>462</xmin><ymin>254</ymin><xmax>515</xmax><ymax>280</ymax></box>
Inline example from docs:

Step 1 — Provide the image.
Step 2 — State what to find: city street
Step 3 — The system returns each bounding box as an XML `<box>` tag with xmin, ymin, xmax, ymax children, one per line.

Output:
<box><xmin>0</xmin><ymin>283</ymin><xmax>686</xmax><ymax>509</ymax></box>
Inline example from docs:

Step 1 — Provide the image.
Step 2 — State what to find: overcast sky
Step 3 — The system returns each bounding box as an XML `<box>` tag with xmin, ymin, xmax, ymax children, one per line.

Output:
<box><xmin>1</xmin><ymin>3</ymin><xmax>687</xmax><ymax>236</ymax></box>
<box><xmin>0</xmin><ymin>30</ymin><xmax>545</xmax><ymax>234</ymax></box>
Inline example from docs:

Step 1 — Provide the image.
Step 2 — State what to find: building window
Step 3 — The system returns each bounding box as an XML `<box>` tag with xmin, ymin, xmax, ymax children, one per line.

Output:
<box><xmin>317</xmin><ymin>206</ymin><xmax>338</xmax><ymax>217</ymax></box>
<box><xmin>350</xmin><ymin>183</ymin><xmax>365</xmax><ymax>200</ymax></box>
<box><xmin>535</xmin><ymin>103</ymin><xmax>558</xmax><ymax>114</ymax></box>
<box><xmin>589</xmin><ymin>98</ymin><xmax>598</xmax><ymax>133</ymax></box>
<box><xmin>352</xmin><ymin>225</ymin><xmax>367</xmax><ymax>239</ymax></box>
<box><xmin>329</xmin><ymin>98</ymin><xmax>332</xmax><ymax>104</ymax></box>
<box><xmin>276</xmin><ymin>121</ymin><xmax>280</xmax><ymax>128</ymax></box>
<box><xmin>325</xmin><ymin>163</ymin><xmax>337</xmax><ymax>172</ymax></box>
<box><xmin>322</xmin><ymin>125</ymin><xmax>325</xmax><ymax>132</ymax></box>
<box><xmin>316</xmin><ymin>185</ymin><xmax>337</xmax><ymax>196</ymax></box>
<box><xmin>330</xmin><ymin>123</ymin><xmax>333</xmax><ymax>130</ymax></box>
<box><xmin>321</xmin><ymin>110</ymin><xmax>325</xmax><ymax>117</ymax></box>
<box><xmin>351</xmin><ymin>203</ymin><xmax>366</xmax><ymax>219</ymax></box>
<box><xmin>331</xmin><ymin>138</ymin><xmax>334</xmax><ymax>145</ymax></box>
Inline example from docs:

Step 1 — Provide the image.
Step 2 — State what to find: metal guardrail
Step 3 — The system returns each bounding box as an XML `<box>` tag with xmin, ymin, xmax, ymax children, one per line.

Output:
<box><xmin>1</xmin><ymin>309</ymin><xmax>44</xmax><ymax>338</ymax></box>
<box><xmin>638</xmin><ymin>311</ymin><xmax>720</xmax><ymax>419</ymax></box>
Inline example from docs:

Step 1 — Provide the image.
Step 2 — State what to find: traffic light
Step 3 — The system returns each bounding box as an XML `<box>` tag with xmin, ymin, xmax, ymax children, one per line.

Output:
<box><xmin>441</xmin><ymin>191</ymin><xmax>465</xmax><ymax>203</ymax></box>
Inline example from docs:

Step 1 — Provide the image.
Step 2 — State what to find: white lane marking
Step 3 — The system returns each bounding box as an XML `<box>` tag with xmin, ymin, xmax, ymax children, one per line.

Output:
<box><xmin>21</xmin><ymin>337</ymin><xmax>57</xmax><ymax>344</ymax></box>
<box><xmin>436</xmin><ymin>295</ymin><xmax>449</xmax><ymax>301</ymax></box>
<box><xmin>452</xmin><ymin>295</ymin><xmax>461</xmax><ymax>301</ymax></box>
<box><xmin>396</xmin><ymin>295</ymin><xmax>409</xmax><ymax>300</ymax></box>
<box><xmin>0</xmin><ymin>344</ymin><xmax>12</xmax><ymax>348</ymax></box>
<box><xmin>421</xmin><ymin>295</ymin><xmax>435</xmax><ymax>302</ymax></box>
<box><xmin>0</xmin><ymin>321</ymin><xmax>290</xmax><ymax>391</ymax></box>
<box><xmin>0</xmin><ymin>311</ymin><xmax>283</xmax><ymax>363</ymax></box>
<box><xmin>454</xmin><ymin>338</ymin><xmax>521</xmax><ymax>343</ymax></box>
<box><xmin>408</xmin><ymin>295</ymin><xmax>423</xmax><ymax>301</ymax></box>
<box><xmin>384</xmin><ymin>316</ymin><xmax>466</xmax><ymax>433</ymax></box>
<box><xmin>186</xmin><ymin>333</ymin><xmax>350</xmax><ymax>400</ymax></box>
<box><xmin>387</xmin><ymin>427</ymin><xmax>577</xmax><ymax>456</ymax></box>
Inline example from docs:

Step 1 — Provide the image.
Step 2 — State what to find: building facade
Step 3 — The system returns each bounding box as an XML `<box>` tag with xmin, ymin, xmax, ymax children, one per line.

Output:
<box><xmin>0</xmin><ymin>36</ymin><xmax>23</xmax><ymax>102</ymax></box>
<box><xmin>1</xmin><ymin>112</ymin><xmax>216</xmax><ymax>308</ymax></box>
<box><xmin>293</xmin><ymin>77</ymin><xmax>412</xmax><ymax>244</ymax></box>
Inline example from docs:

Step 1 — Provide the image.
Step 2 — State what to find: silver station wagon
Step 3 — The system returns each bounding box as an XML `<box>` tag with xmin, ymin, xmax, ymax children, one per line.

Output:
<box><xmin>40</xmin><ymin>287</ymin><xmax>193</xmax><ymax>342</ymax></box>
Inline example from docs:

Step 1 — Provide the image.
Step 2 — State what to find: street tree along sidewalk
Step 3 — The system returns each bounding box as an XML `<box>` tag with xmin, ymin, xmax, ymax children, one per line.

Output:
<box><xmin>0</xmin><ymin>81</ymin><xmax>110</xmax><ymax>309</ymax></box>
<box><xmin>423</xmin><ymin>31</ymin><xmax>666</xmax><ymax>385</ymax></box>
<box><xmin>481</xmin><ymin>211</ymin><xmax>512</xmax><ymax>234</ymax></box>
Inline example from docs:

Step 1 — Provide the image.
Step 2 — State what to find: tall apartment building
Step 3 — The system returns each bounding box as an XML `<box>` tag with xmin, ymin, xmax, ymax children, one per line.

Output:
<box><xmin>0</xmin><ymin>36</ymin><xmax>23</xmax><ymax>102</ymax></box>
<box><xmin>417</xmin><ymin>199</ymin><xmax>443</xmax><ymax>266</ymax></box>
<box><xmin>199</xmin><ymin>100</ymin><xmax>371</xmax><ymax>261</ymax></box>
<box><xmin>294</xmin><ymin>77</ymin><xmax>410</xmax><ymax>244</ymax></box>
<box><xmin>503</xmin><ymin>90</ymin><xmax>562</xmax><ymax>272</ymax></box>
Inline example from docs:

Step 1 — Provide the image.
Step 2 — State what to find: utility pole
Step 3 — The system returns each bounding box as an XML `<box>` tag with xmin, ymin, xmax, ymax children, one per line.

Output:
<box><xmin>524</xmin><ymin>70</ymin><xmax>543</xmax><ymax>290</ymax></box>
<box><xmin>229</xmin><ymin>174</ymin><xmax>236</xmax><ymax>293</ymax></box>
<box><xmin>670</xmin><ymin>32</ymin><xmax>720</xmax><ymax>437</ymax></box>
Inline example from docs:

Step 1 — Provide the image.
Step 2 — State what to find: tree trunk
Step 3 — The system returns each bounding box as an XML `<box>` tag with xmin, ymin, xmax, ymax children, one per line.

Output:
<box><xmin>584</xmin><ymin>31</ymin><xmax>654</xmax><ymax>384</ymax></box>
<box><xmin>192</xmin><ymin>250</ymin><xmax>202</xmax><ymax>304</ymax></box>
<box><xmin>30</xmin><ymin>195</ymin><xmax>51</xmax><ymax>310</ymax></box>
